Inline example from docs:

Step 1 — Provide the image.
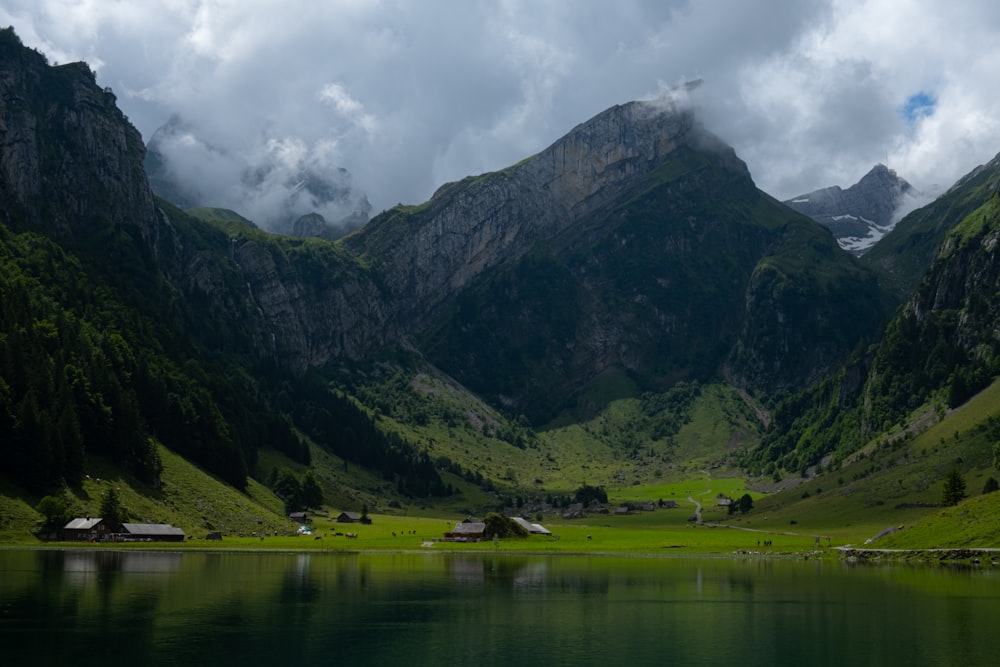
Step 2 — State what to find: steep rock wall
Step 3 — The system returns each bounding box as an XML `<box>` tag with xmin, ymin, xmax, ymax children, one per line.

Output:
<box><xmin>0</xmin><ymin>30</ymin><xmax>157</xmax><ymax>242</ymax></box>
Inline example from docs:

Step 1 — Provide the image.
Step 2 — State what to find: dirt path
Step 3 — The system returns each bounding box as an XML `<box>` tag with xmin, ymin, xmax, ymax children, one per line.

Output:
<box><xmin>687</xmin><ymin>496</ymin><xmax>702</xmax><ymax>524</ymax></box>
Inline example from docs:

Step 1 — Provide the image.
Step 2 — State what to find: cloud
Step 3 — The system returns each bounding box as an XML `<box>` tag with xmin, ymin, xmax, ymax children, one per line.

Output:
<box><xmin>148</xmin><ymin>116</ymin><xmax>370</xmax><ymax>230</ymax></box>
<box><xmin>4</xmin><ymin>0</ymin><xmax>1000</xmax><ymax>215</ymax></box>
<box><xmin>317</xmin><ymin>83</ymin><xmax>377</xmax><ymax>134</ymax></box>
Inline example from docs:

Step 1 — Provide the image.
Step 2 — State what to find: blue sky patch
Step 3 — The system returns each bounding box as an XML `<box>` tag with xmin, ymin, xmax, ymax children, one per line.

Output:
<box><xmin>901</xmin><ymin>91</ymin><xmax>937</xmax><ymax>122</ymax></box>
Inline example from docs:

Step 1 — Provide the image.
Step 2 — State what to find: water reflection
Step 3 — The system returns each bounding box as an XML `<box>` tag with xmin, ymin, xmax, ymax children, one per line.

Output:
<box><xmin>3</xmin><ymin>551</ymin><xmax>1000</xmax><ymax>667</ymax></box>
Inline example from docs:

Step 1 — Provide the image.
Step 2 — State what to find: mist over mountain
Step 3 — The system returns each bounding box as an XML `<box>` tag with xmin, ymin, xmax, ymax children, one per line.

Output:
<box><xmin>784</xmin><ymin>164</ymin><xmax>919</xmax><ymax>255</ymax></box>
<box><xmin>144</xmin><ymin>114</ymin><xmax>371</xmax><ymax>238</ymax></box>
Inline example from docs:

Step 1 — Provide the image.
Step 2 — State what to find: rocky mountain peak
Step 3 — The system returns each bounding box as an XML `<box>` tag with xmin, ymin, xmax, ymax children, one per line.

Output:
<box><xmin>348</xmin><ymin>95</ymin><xmax>750</xmax><ymax>328</ymax></box>
<box><xmin>785</xmin><ymin>164</ymin><xmax>914</xmax><ymax>254</ymax></box>
<box><xmin>527</xmin><ymin>98</ymin><xmax>738</xmax><ymax>212</ymax></box>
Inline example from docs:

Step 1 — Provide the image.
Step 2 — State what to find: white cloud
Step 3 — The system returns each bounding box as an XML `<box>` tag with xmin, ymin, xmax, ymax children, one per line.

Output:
<box><xmin>4</xmin><ymin>0</ymin><xmax>1000</xmax><ymax>213</ymax></box>
<box><xmin>317</xmin><ymin>83</ymin><xmax>377</xmax><ymax>134</ymax></box>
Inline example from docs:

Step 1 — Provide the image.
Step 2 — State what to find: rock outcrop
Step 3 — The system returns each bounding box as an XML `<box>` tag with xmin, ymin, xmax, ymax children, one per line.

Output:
<box><xmin>353</xmin><ymin>98</ymin><xmax>884</xmax><ymax>418</ymax></box>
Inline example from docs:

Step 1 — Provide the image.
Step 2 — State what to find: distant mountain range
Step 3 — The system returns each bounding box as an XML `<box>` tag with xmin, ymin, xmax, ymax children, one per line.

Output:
<box><xmin>784</xmin><ymin>164</ymin><xmax>916</xmax><ymax>254</ymax></box>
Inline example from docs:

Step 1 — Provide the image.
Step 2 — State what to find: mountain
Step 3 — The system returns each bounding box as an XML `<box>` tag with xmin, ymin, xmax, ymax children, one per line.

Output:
<box><xmin>144</xmin><ymin>114</ymin><xmax>371</xmax><ymax>238</ymax></box>
<box><xmin>784</xmin><ymin>165</ymin><xmax>915</xmax><ymax>255</ymax></box>
<box><xmin>751</xmin><ymin>164</ymin><xmax>1000</xmax><ymax>476</ymax></box>
<box><xmin>143</xmin><ymin>93</ymin><xmax>886</xmax><ymax>421</ymax></box>
<box><xmin>7</xmin><ymin>27</ymin><xmax>1000</xmax><ymax>550</ymax></box>
<box><xmin>344</xmin><ymin>99</ymin><xmax>887</xmax><ymax>421</ymax></box>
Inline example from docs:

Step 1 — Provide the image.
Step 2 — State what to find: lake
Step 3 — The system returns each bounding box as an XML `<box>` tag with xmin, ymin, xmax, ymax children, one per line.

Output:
<box><xmin>2</xmin><ymin>549</ymin><xmax>999</xmax><ymax>666</ymax></box>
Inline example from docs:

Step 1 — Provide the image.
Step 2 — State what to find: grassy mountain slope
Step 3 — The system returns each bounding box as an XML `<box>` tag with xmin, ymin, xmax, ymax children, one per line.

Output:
<box><xmin>731</xmin><ymin>378</ymin><xmax>1000</xmax><ymax>545</ymax></box>
<box><xmin>0</xmin><ymin>444</ymin><xmax>287</xmax><ymax>544</ymax></box>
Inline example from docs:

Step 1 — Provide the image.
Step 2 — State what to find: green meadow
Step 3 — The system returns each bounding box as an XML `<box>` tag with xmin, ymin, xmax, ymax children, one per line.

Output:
<box><xmin>4</xmin><ymin>379</ymin><xmax>1000</xmax><ymax>557</ymax></box>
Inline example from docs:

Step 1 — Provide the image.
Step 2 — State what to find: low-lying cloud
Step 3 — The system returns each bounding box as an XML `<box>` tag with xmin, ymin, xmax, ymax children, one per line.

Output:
<box><xmin>147</xmin><ymin>116</ymin><xmax>370</xmax><ymax>231</ymax></box>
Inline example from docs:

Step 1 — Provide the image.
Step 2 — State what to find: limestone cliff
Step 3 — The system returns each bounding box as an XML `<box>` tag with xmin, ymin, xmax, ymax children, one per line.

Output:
<box><xmin>0</xmin><ymin>29</ymin><xmax>157</xmax><ymax>243</ymax></box>
<box><xmin>148</xmin><ymin>201</ymin><xmax>392</xmax><ymax>374</ymax></box>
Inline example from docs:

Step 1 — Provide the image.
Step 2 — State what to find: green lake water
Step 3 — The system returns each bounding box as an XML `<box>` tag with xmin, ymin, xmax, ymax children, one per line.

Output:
<box><xmin>2</xmin><ymin>549</ymin><xmax>999</xmax><ymax>666</ymax></box>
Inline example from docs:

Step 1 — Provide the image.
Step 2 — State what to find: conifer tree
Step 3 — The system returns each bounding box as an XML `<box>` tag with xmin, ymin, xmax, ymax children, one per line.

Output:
<box><xmin>942</xmin><ymin>470</ymin><xmax>967</xmax><ymax>506</ymax></box>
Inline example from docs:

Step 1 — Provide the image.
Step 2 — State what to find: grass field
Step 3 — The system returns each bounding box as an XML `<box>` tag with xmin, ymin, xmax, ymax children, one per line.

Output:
<box><xmin>11</xmin><ymin>507</ymin><xmax>834</xmax><ymax>556</ymax></box>
<box><xmin>4</xmin><ymin>381</ymin><xmax>1000</xmax><ymax>556</ymax></box>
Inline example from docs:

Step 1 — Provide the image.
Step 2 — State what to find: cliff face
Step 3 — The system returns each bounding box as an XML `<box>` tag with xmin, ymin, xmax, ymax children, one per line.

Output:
<box><xmin>400</xmin><ymin>109</ymin><xmax>884</xmax><ymax>419</ymax></box>
<box><xmin>230</xmin><ymin>239</ymin><xmax>394</xmax><ymax>370</ymax></box>
<box><xmin>0</xmin><ymin>30</ymin><xmax>157</xmax><ymax>243</ymax></box>
<box><xmin>908</xmin><ymin>192</ymin><xmax>1000</xmax><ymax>351</ymax></box>
<box><xmin>151</xmin><ymin>203</ymin><xmax>393</xmax><ymax>374</ymax></box>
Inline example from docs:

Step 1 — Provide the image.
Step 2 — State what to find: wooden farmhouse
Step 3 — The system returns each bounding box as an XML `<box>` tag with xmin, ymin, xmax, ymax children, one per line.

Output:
<box><xmin>445</xmin><ymin>521</ymin><xmax>487</xmax><ymax>541</ymax></box>
<box><xmin>62</xmin><ymin>517</ymin><xmax>111</xmax><ymax>541</ymax></box>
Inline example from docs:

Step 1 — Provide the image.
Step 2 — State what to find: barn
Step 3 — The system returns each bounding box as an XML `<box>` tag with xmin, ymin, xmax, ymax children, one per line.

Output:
<box><xmin>510</xmin><ymin>517</ymin><xmax>552</xmax><ymax>535</ymax></box>
<box><xmin>120</xmin><ymin>523</ymin><xmax>186</xmax><ymax>542</ymax></box>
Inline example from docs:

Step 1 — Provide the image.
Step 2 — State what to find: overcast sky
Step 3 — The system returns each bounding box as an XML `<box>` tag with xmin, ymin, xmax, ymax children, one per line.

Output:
<box><xmin>5</xmin><ymin>0</ymin><xmax>1000</xmax><ymax>220</ymax></box>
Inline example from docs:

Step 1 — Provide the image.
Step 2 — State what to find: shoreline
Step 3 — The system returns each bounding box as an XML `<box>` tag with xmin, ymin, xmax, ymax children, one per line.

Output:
<box><xmin>837</xmin><ymin>546</ymin><xmax>1000</xmax><ymax>564</ymax></box>
<box><xmin>1</xmin><ymin>542</ymin><xmax>971</xmax><ymax>563</ymax></box>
